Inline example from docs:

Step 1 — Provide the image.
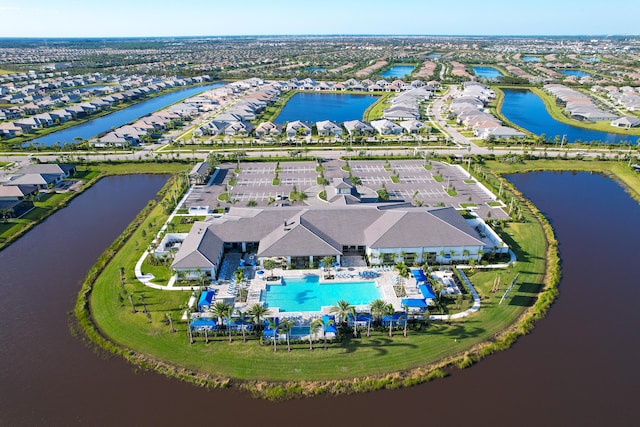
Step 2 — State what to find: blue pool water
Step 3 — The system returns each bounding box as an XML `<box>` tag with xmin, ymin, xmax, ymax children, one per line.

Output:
<box><xmin>261</xmin><ymin>275</ymin><xmax>381</xmax><ymax>312</ymax></box>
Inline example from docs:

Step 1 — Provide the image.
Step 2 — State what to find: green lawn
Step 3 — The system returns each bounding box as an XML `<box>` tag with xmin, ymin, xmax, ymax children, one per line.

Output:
<box><xmin>87</xmin><ymin>182</ymin><xmax>548</xmax><ymax>385</ymax></box>
<box><xmin>78</xmin><ymin>158</ymin><xmax>640</xmax><ymax>397</ymax></box>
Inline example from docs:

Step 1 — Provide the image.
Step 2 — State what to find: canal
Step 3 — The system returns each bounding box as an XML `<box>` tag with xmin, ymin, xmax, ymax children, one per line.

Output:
<box><xmin>30</xmin><ymin>83</ymin><xmax>224</xmax><ymax>146</ymax></box>
<box><xmin>0</xmin><ymin>171</ymin><xmax>638</xmax><ymax>425</ymax></box>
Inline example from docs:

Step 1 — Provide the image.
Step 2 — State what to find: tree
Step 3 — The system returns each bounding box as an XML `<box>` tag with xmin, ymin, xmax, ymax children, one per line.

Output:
<box><xmin>280</xmin><ymin>318</ymin><xmax>294</xmax><ymax>352</ymax></box>
<box><xmin>248</xmin><ymin>303</ymin><xmax>269</xmax><ymax>332</ymax></box>
<box><xmin>308</xmin><ymin>318</ymin><xmax>324</xmax><ymax>351</ymax></box>
<box><xmin>402</xmin><ymin>305</ymin><xmax>409</xmax><ymax>338</ymax></box>
<box><xmin>233</xmin><ymin>267</ymin><xmax>244</xmax><ymax>285</ymax></box>
<box><xmin>166</xmin><ymin>313</ymin><xmax>176</xmax><ymax>333</ymax></box>
<box><xmin>320</xmin><ymin>256</ymin><xmax>335</xmax><ymax>273</ymax></box>
<box><xmin>322</xmin><ymin>317</ymin><xmax>336</xmax><ymax>350</ymax></box>
<box><xmin>235</xmin><ymin>309</ymin><xmax>249</xmax><ymax>342</ymax></box>
<box><xmin>384</xmin><ymin>304</ymin><xmax>395</xmax><ymax>338</ymax></box>
<box><xmin>212</xmin><ymin>300</ymin><xmax>232</xmax><ymax>328</ymax></box>
<box><xmin>369</xmin><ymin>299</ymin><xmax>387</xmax><ymax>327</ymax></box>
<box><xmin>266</xmin><ymin>317</ymin><xmax>279</xmax><ymax>353</ymax></box>
<box><xmin>376</xmin><ymin>183</ymin><xmax>390</xmax><ymax>201</ymax></box>
<box><xmin>330</xmin><ymin>300</ymin><xmax>355</xmax><ymax>329</ymax></box>
<box><xmin>181</xmin><ymin>303</ymin><xmax>194</xmax><ymax>344</ymax></box>
<box><xmin>263</xmin><ymin>259</ymin><xmax>278</xmax><ymax>279</ymax></box>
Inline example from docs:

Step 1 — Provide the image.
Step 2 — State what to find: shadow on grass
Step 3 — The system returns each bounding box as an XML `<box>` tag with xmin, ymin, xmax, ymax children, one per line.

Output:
<box><xmin>340</xmin><ymin>334</ymin><xmax>418</xmax><ymax>356</ymax></box>
<box><xmin>509</xmin><ymin>295</ymin><xmax>536</xmax><ymax>307</ymax></box>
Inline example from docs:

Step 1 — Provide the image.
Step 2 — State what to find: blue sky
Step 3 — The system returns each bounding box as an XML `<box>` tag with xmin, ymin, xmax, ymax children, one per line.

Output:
<box><xmin>1</xmin><ymin>0</ymin><xmax>638</xmax><ymax>38</ymax></box>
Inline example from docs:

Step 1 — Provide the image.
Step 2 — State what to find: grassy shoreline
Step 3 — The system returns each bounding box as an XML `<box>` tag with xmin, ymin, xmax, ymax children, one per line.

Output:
<box><xmin>73</xmin><ymin>156</ymin><xmax>580</xmax><ymax>400</ymax></box>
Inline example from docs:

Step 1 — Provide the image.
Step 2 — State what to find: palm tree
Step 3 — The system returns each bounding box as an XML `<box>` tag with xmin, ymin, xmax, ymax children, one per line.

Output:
<box><xmin>384</xmin><ymin>304</ymin><xmax>395</xmax><ymax>337</ymax></box>
<box><xmin>166</xmin><ymin>313</ymin><xmax>176</xmax><ymax>333</ymax></box>
<box><xmin>369</xmin><ymin>299</ymin><xmax>387</xmax><ymax>327</ymax></box>
<box><xmin>280</xmin><ymin>318</ymin><xmax>294</xmax><ymax>352</ymax></box>
<box><xmin>248</xmin><ymin>303</ymin><xmax>269</xmax><ymax>332</ymax></box>
<box><xmin>330</xmin><ymin>300</ymin><xmax>354</xmax><ymax>330</ymax></box>
<box><xmin>308</xmin><ymin>318</ymin><xmax>323</xmax><ymax>351</ymax></box>
<box><xmin>266</xmin><ymin>317</ymin><xmax>279</xmax><ymax>353</ymax></box>
<box><xmin>235</xmin><ymin>309</ymin><xmax>249</xmax><ymax>342</ymax></box>
<box><xmin>402</xmin><ymin>305</ymin><xmax>409</xmax><ymax>338</ymax></box>
<box><xmin>322</xmin><ymin>317</ymin><xmax>336</xmax><ymax>350</ymax></box>
<box><xmin>211</xmin><ymin>300</ymin><xmax>232</xmax><ymax>327</ymax></box>
<box><xmin>181</xmin><ymin>303</ymin><xmax>194</xmax><ymax>344</ymax></box>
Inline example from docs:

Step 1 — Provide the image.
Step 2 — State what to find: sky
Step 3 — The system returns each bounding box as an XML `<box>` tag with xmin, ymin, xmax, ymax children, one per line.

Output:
<box><xmin>0</xmin><ymin>0</ymin><xmax>638</xmax><ymax>38</ymax></box>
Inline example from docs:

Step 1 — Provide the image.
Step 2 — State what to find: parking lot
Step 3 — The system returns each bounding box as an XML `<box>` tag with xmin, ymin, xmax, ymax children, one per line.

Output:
<box><xmin>183</xmin><ymin>159</ymin><xmax>509</xmax><ymax>219</ymax></box>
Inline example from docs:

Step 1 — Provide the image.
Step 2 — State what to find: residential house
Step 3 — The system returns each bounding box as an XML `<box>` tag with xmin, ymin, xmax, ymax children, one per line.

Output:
<box><xmin>315</xmin><ymin>120</ymin><xmax>343</xmax><ymax>137</ymax></box>
<box><xmin>370</xmin><ymin>119</ymin><xmax>403</xmax><ymax>135</ymax></box>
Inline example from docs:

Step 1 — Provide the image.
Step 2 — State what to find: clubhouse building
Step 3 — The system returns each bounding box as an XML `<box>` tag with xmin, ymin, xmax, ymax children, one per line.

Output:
<box><xmin>170</xmin><ymin>203</ymin><xmax>507</xmax><ymax>280</ymax></box>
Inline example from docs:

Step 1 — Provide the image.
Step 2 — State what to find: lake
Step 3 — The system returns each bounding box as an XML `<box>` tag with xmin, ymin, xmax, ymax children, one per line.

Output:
<box><xmin>472</xmin><ymin>66</ymin><xmax>502</xmax><ymax>80</ymax></box>
<box><xmin>0</xmin><ymin>171</ymin><xmax>638</xmax><ymax>425</ymax></box>
<box><xmin>274</xmin><ymin>92</ymin><xmax>378</xmax><ymax>124</ymax></box>
<box><xmin>30</xmin><ymin>83</ymin><xmax>224</xmax><ymax>146</ymax></box>
<box><xmin>380</xmin><ymin>65</ymin><xmax>416</xmax><ymax>79</ymax></box>
<box><xmin>522</xmin><ymin>56</ymin><xmax>541</xmax><ymax>62</ymax></box>
<box><xmin>559</xmin><ymin>69</ymin><xmax>591</xmax><ymax>77</ymax></box>
<box><xmin>500</xmin><ymin>89</ymin><xmax>633</xmax><ymax>143</ymax></box>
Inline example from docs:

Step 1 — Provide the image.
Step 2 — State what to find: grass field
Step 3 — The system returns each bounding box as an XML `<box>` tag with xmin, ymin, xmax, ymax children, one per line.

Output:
<box><xmin>78</xmin><ymin>157</ymin><xmax>640</xmax><ymax>396</ymax></box>
<box><xmin>87</xmin><ymin>173</ymin><xmax>548</xmax><ymax>385</ymax></box>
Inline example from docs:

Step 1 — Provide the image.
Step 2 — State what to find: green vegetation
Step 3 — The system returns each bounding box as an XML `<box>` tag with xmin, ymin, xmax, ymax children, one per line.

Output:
<box><xmin>76</xmin><ymin>157</ymin><xmax>640</xmax><ymax>399</ymax></box>
<box><xmin>363</xmin><ymin>93</ymin><xmax>394</xmax><ymax>121</ymax></box>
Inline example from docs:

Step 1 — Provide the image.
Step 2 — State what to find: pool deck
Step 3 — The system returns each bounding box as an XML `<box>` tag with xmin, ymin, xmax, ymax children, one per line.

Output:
<box><xmin>234</xmin><ymin>265</ymin><xmax>418</xmax><ymax>318</ymax></box>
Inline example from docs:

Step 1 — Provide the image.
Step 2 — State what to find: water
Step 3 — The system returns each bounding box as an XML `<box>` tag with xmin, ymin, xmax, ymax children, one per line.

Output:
<box><xmin>1</xmin><ymin>172</ymin><xmax>638</xmax><ymax>425</ymax></box>
<box><xmin>472</xmin><ymin>66</ymin><xmax>502</xmax><ymax>80</ymax></box>
<box><xmin>307</xmin><ymin>67</ymin><xmax>326</xmax><ymax>72</ymax></box>
<box><xmin>500</xmin><ymin>89</ymin><xmax>633</xmax><ymax>143</ymax></box>
<box><xmin>261</xmin><ymin>275</ymin><xmax>380</xmax><ymax>312</ymax></box>
<box><xmin>559</xmin><ymin>69</ymin><xmax>591</xmax><ymax>77</ymax></box>
<box><xmin>522</xmin><ymin>56</ymin><xmax>541</xmax><ymax>62</ymax></box>
<box><xmin>380</xmin><ymin>65</ymin><xmax>416</xmax><ymax>79</ymax></box>
<box><xmin>274</xmin><ymin>92</ymin><xmax>378</xmax><ymax>124</ymax></box>
<box><xmin>428</xmin><ymin>53</ymin><xmax>441</xmax><ymax>58</ymax></box>
<box><xmin>30</xmin><ymin>83</ymin><xmax>223</xmax><ymax>146</ymax></box>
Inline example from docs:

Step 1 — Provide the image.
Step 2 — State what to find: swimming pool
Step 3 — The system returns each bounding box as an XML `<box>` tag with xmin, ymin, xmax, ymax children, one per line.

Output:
<box><xmin>260</xmin><ymin>275</ymin><xmax>381</xmax><ymax>312</ymax></box>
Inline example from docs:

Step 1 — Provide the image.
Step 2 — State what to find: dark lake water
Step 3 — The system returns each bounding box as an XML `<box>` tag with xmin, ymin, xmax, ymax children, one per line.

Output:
<box><xmin>472</xmin><ymin>66</ymin><xmax>502</xmax><ymax>80</ymax></box>
<box><xmin>559</xmin><ymin>69</ymin><xmax>591</xmax><ymax>77</ymax></box>
<box><xmin>380</xmin><ymin>65</ymin><xmax>416</xmax><ymax>79</ymax></box>
<box><xmin>274</xmin><ymin>92</ymin><xmax>378</xmax><ymax>124</ymax></box>
<box><xmin>31</xmin><ymin>83</ymin><xmax>223</xmax><ymax>146</ymax></box>
<box><xmin>0</xmin><ymin>171</ymin><xmax>638</xmax><ymax>426</ymax></box>
<box><xmin>500</xmin><ymin>89</ymin><xmax>634</xmax><ymax>144</ymax></box>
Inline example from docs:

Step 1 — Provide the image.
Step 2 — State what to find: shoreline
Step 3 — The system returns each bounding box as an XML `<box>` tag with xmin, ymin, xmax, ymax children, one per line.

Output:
<box><xmin>72</xmin><ymin>157</ymin><xmax>566</xmax><ymax>400</ymax></box>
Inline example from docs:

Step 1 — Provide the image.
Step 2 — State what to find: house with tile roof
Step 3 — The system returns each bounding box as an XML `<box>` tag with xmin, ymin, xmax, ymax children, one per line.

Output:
<box><xmin>171</xmin><ymin>204</ymin><xmax>505</xmax><ymax>277</ymax></box>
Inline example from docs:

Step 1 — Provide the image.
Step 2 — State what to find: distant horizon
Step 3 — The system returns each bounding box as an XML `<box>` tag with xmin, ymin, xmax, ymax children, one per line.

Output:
<box><xmin>0</xmin><ymin>34</ymin><xmax>637</xmax><ymax>40</ymax></box>
<box><xmin>1</xmin><ymin>0</ymin><xmax>638</xmax><ymax>38</ymax></box>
